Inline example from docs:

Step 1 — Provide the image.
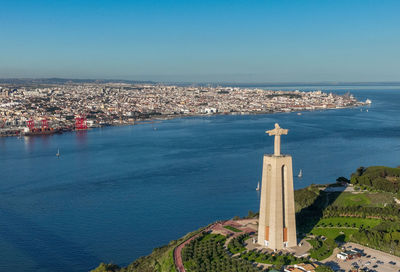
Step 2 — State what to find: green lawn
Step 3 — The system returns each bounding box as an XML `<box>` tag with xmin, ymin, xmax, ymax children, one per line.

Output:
<box><xmin>223</xmin><ymin>225</ymin><xmax>242</xmax><ymax>232</ymax></box>
<box><xmin>367</xmin><ymin>192</ymin><xmax>395</xmax><ymax>207</ymax></box>
<box><xmin>310</xmin><ymin>228</ymin><xmax>358</xmax><ymax>242</ymax></box>
<box><xmin>316</xmin><ymin>217</ymin><xmax>381</xmax><ymax>228</ymax></box>
<box><xmin>330</xmin><ymin>192</ymin><xmax>394</xmax><ymax>208</ymax></box>
<box><xmin>201</xmin><ymin>233</ymin><xmax>226</xmax><ymax>242</ymax></box>
<box><xmin>309</xmin><ymin>217</ymin><xmax>381</xmax><ymax>241</ymax></box>
<box><xmin>307</xmin><ymin>238</ymin><xmax>336</xmax><ymax>261</ymax></box>
<box><xmin>331</xmin><ymin>192</ymin><xmax>371</xmax><ymax>207</ymax></box>
<box><xmin>239</xmin><ymin>250</ymin><xmax>307</xmax><ymax>266</ymax></box>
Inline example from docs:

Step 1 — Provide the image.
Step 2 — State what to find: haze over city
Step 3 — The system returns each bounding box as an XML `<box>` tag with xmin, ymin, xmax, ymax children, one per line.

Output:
<box><xmin>1</xmin><ymin>0</ymin><xmax>400</xmax><ymax>82</ymax></box>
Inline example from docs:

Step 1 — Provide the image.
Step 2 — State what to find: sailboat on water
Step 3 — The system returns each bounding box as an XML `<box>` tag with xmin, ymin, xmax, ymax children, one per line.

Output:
<box><xmin>152</xmin><ymin>121</ymin><xmax>158</xmax><ymax>130</ymax></box>
<box><xmin>56</xmin><ymin>148</ymin><xmax>60</xmax><ymax>158</ymax></box>
<box><xmin>298</xmin><ymin>169</ymin><xmax>303</xmax><ymax>178</ymax></box>
<box><xmin>256</xmin><ymin>181</ymin><xmax>260</xmax><ymax>191</ymax></box>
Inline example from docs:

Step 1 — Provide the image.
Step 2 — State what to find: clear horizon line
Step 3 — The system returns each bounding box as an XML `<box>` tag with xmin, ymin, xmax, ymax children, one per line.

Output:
<box><xmin>1</xmin><ymin>77</ymin><xmax>400</xmax><ymax>86</ymax></box>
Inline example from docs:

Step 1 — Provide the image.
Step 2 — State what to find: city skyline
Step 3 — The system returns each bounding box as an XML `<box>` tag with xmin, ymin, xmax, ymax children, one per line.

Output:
<box><xmin>1</xmin><ymin>0</ymin><xmax>400</xmax><ymax>82</ymax></box>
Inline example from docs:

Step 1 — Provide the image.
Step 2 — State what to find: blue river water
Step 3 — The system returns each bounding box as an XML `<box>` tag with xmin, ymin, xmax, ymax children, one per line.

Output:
<box><xmin>0</xmin><ymin>88</ymin><xmax>400</xmax><ymax>271</ymax></box>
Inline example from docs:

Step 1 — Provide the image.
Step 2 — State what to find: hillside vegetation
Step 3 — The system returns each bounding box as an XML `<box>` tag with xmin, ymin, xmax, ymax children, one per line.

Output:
<box><xmin>92</xmin><ymin>166</ymin><xmax>400</xmax><ymax>271</ymax></box>
<box><xmin>351</xmin><ymin>166</ymin><xmax>400</xmax><ymax>193</ymax></box>
<box><xmin>294</xmin><ymin>185</ymin><xmax>321</xmax><ymax>212</ymax></box>
<box><xmin>90</xmin><ymin>226</ymin><xmax>207</xmax><ymax>272</ymax></box>
<box><xmin>182</xmin><ymin>233</ymin><xmax>260</xmax><ymax>272</ymax></box>
<box><xmin>306</xmin><ymin>166</ymin><xmax>400</xmax><ymax>256</ymax></box>
<box><xmin>91</xmin><ymin>243</ymin><xmax>176</xmax><ymax>272</ymax></box>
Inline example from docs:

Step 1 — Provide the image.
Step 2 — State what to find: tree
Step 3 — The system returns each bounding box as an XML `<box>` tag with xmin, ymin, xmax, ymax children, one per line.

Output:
<box><xmin>315</xmin><ymin>265</ymin><xmax>334</xmax><ymax>272</ymax></box>
<box><xmin>356</xmin><ymin>167</ymin><xmax>365</xmax><ymax>176</ymax></box>
<box><xmin>336</xmin><ymin>176</ymin><xmax>350</xmax><ymax>183</ymax></box>
<box><xmin>90</xmin><ymin>263</ymin><xmax>120</xmax><ymax>272</ymax></box>
<box><xmin>247</xmin><ymin>210</ymin><xmax>257</xmax><ymax>218</ymax></box>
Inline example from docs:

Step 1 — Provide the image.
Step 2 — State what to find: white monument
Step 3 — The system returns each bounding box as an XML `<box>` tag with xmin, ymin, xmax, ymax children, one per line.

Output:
<box><xmin>257</xmin><ymin>123</ymin><xmax>297</xmax><ymax>250</ymax></box>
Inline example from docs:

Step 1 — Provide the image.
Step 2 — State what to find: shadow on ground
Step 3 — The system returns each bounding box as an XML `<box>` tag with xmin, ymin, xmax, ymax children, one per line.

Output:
<box><xmin>296</xmin><ymin>186</ymin><xmax>347</xmax><ymax>240</ymax></box>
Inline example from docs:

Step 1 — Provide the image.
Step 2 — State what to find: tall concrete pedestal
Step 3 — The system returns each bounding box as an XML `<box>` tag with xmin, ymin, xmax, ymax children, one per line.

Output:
<box><xmin>257</xmin><ymin>123</ymin><xmax>297</xmax><ymax>250</ymax></box>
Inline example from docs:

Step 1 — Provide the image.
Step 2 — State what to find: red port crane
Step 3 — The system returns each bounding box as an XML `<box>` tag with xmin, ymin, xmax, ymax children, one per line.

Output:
<box><xmin>75</xmin><ymin>115</ymin><xmax>88</xmax><ymax>130</ymax></box>
<box><xmin>41</xmin><ymin>118</ymin><xmax>49</xmax><ymax>131</ymax></box>
<box><xmin>27</xmin><ymin>118</ymin><xmax>35</xmax><ymax>131</ymax></box>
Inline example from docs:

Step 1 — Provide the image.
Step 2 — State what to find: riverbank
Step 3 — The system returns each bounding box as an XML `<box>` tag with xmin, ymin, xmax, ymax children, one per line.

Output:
<box><xmin>0</xmin><ymin>102</ymin><xmax>364</xmax><ymax>138</ymax></box>
<box><xmin>91</xmin><ymin>170</ymin><xmax>400</xmax><ymax>272</ymax></box>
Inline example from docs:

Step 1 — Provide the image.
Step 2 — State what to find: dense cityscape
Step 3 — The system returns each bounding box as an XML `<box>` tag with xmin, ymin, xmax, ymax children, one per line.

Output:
<box><xmin>0</xmin><ymin>82</ymin><xmax>366</xmax><ymax>136</ymax></box>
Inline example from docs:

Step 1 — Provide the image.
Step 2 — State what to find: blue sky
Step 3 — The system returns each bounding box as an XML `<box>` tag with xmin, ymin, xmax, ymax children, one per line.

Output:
<box><xmin>0</xmin><ymin>0</ymin><xmax>399</xmax><ymax>82</ymax></box>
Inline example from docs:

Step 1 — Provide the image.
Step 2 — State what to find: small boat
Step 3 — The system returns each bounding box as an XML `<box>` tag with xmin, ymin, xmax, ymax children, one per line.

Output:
<box><xmin>56</xmin><ymin>148</ymin><xmax>60</xmax><ymax>158</ymax></box>
<box><xmin>256</xmin><ymin>182</ymin><xmax>260</xmax><ymax>191</ymax></box>
<box><xmin>297</xmin><ymin>112</ymin><xmax>302</xmax><ymax>116</ymax></box>
<box><xmin>298</xmin><ymin>169</ymin><xmax>303</xmax><ymax>178</ymax></box>
<box><xmin>365</xmin><ymin>99</ymin><xmax>372</xmax><ymax>104</ymax></box>
<box><xmin>366</xmin><ymin>109</ymin><xmax>369</xmax><ymax>112</ymax></box>
<box><xmin>151</xmin><ymin>121</ymin><xmax>157</xmax><ymax>130</ymax></box>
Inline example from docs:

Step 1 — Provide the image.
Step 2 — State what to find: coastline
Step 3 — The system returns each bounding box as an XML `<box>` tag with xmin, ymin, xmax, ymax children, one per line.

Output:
<box><xmin>92</xmin><ymin>175</ymin><xmax>400</xmax><ymax>272</ymax></box>
<box><xmin>0</xmin><ymin>103</ymin><xmax>364</xmax><ymax>138</ymax></box>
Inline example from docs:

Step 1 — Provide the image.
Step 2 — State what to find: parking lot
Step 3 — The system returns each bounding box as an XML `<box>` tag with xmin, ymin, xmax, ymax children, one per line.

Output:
<box><xmin>325</xmin><ymin>242</ymin><xmax>400</xmax><ymax>272</ymax></box>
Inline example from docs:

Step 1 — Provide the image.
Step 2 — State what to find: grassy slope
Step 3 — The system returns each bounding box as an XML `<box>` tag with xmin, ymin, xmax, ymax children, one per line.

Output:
<box><xmin>223</xmin><ymin>225</ymin><xmax>242</xmax><ymax>232</ymax></box>
<box><xmin>310</xmin><ymin>228</ymin><xmax>358</xmax><ymax>242</ymax></box>
<box><xmin>305</xmin><ymin>194</ymin><xmax>388</xmax><ymax>241</ymax></box>
<box><xmin>309</xmin><ymin>217</ymin><xmax>381</xmax><ymax>241</ymax></box>
<box><xmin>91</xmin><ymin>243</ymin><xmax>176</xmax><ymax>272</ymax></box>
<box><xmin>91</xmin><ymin>226</ymin><xmax>208</xmax><ymax>272</ymax></box>
<box><xmin>93</xmin><ymin>166</ymin><xmax>400</xmax><ymax>271</ymax></box>
<box><xmin>332</xmin><ymin>191</ymin><xmax>394</xmax><ymax>208</ymax></box>
<box><xmin>307</xmin><ymin>238</ymin><xmax>336</xmax><ymax>261</ymax></box>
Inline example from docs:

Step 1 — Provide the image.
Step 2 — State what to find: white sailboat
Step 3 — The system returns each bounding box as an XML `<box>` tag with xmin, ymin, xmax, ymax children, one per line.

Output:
<box><xmin>56</xmin><ymin>148</ymin><xmax>60</xmax><ymax>158</ymax></box>
<box><xmin>298</xmin><ymin>169</ymin><xmax>303</xmax><ymax>178</ymax></box>
<box><xmin>256</xmin><ymin>181</ymin><xmax>260</xmax><ymax>191</ymax></box>
<box><xmin>151</xmin><ymin>120</ymin><xmax>157</xmax><ymax>130</ymax></box>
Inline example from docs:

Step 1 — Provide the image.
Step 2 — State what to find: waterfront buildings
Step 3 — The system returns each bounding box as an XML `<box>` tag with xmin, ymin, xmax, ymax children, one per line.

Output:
<box><xmin>0</xmin><ymin>82</ymin><xmax>363</xmax><ymax>136</ymax></box>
